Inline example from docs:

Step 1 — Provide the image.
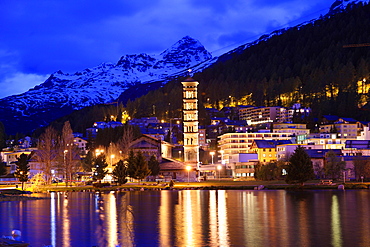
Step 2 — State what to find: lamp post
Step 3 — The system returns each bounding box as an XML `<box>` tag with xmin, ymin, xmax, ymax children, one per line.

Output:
<box><xmin>186</xmin><ymin>166</ymin><xmax>191</xmax><ymax>185</ymax></box>
<box><xmin>210</xmin><ymin>151</ymin><xmax>215</xmax><ymax>165</ymax></box>
<box><xmin>217</xmin><ymin>165</ymin><xmax>222</xmax><ymax>181</ymax></box>
<box><xmin>64</xmin><ymin>150</ymin><xmax>68</xmax><ymax>183</ymax></box>
<box><xmin>110</xmin><ymin>154</ymin><xmax>115</xmax><ymax>167</ymax></box>
<box><xmin>179</xmin><ymin>150</ymin><xmax>182</xmax><ymax>160</ymax></box>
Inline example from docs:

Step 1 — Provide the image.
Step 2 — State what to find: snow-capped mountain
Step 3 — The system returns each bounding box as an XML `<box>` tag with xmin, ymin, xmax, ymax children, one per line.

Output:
<box><xmin>0</xmin><ymin>36</ymin><xmax>214</xmax><ymax>134</ymax></box>
<box><xmin>329</xmin><ymin>0</ymin><xmax>369</xmax><ymax>13</ymax></box>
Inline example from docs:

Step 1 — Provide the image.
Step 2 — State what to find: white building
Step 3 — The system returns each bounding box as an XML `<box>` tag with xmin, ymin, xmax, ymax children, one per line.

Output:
<box><xmin>218</xmin><ymin>131</ymin><xmax>293</xmax><ymax>163</ymax></box>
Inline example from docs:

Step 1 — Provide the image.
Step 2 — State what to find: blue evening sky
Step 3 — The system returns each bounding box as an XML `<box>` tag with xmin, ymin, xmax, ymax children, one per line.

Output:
<box><xmin>0</xmin><ymin>0</ymin><xmax>336</xmax><ymax>98</ymax></box>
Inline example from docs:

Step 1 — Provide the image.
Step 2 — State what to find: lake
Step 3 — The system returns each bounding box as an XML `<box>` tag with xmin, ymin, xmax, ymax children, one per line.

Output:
<box><xmin>1</xmin><ymin>189</ymin><xmax>370</xmax><ymax>247</ymax></box>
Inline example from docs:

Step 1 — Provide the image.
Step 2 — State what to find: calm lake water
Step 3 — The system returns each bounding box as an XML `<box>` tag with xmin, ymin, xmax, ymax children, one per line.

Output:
<box><xmin>1</xmin><ymin>189</ymin><xmax>370</xmax><ymax>247</ymax></box>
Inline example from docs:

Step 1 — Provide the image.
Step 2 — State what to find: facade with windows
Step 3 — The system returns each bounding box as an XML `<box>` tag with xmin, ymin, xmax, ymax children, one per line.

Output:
<box><xmin>218</xmin><ymin>132</ymin><xmax>293</xmax><ymax>163</ymax></box>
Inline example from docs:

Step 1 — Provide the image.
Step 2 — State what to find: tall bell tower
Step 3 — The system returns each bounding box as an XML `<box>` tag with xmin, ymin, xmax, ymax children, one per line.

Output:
<box><xmin>182</xmin><ymin>77</ymin><xmax>199</xmax><ymax>168</ymax></box>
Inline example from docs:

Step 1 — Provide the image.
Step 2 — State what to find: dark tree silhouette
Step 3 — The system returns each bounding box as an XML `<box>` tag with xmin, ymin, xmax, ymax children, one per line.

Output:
<box><xmin>14</xmin><ymin>153</ymin><xmax>32</xmax><ymax>190</ymax></box>
<box><xmin>285</xmin><ymin>146</ymin><xmax>314</xmax><ymax>185</ymax></box>
<box><xmin>93</xmin><ymin>154</ymin><xmax>108</xmax><ymax>181</ymax></box>
<box><xmin>148</xmin><ymin>155</ymin><xmax>160</xmax><ymax>177</ymax></box>
<box><xmin>112</xmin><ymin>160</ymin><xmax>128</xmax><ymax>185</ymax></box>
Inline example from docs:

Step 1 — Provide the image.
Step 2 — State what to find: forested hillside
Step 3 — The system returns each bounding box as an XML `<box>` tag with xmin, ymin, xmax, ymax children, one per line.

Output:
<box><xmin>126</xmin><ymin>2</ymin><xmax>370</xmax><ymax>123</ymax></box>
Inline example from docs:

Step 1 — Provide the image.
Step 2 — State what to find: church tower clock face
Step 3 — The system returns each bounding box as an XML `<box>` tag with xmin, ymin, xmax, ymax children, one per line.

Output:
<box><xmin>181</xmin><ymin>77</ymin><xmax>199</xmax><ymax>168</ymax></box>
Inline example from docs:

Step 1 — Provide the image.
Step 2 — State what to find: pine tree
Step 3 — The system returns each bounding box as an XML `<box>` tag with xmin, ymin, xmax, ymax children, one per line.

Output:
<box><xmin>134</xmin><ymin>151</ymin><xmax>151</xmax><ymax>182</ymax></box>
<box><xmin>81</xmin><ymin>150</ymin><xmax>95</xmax><ymax>172</ymax></box>
<box><xmin>93</xmin><ymin>154</ymin><xmax>108</xmax><ymax>181</ymax></box>
<box><xmin>285</xmin><ymin>146</ymin><xmax>314</xmax><ymax>185</ymax></box>
<box><xmin>14</xmin><ymin>153</ymin><xmax>32</xmax><ymax>190</ymax></box>
<box><xmin>112</xmin><ymin>160</ymin><xmax>128</xmax><ymax>185</ymax></box>
<box><xmin>126</xmin><ymin>151</ymin><xmax>151</xmax><ymax>182</ymax></box>
<box><xmin>148</xmin><ymin>155</ymin><xmax>160</xmax><ymax>177</ymax></box>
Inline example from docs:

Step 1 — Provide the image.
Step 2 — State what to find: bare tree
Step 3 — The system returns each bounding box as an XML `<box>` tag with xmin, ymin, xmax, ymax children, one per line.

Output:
<box><xmin>36</xmin><ymin>126</ymin><xmax>59</xmax><ymax>184</ymax></box>
<box><xmin>60</xmin><ymin>121</ymin><xmax>81</xmax><ymax>186</ymax></box>
<box><xmin>117</xmin><ymin>125</ymin><xmax>135</xmax><ymax>160</ymax></box>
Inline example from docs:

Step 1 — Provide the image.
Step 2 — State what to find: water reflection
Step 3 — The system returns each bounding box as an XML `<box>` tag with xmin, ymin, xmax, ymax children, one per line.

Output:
<box><xmin>50</xmin><ymin>192</ymin><xmax>56</xmax><ymax>247</ymax></box>
<box><xmin>331</xmin><ymin>195</ymin><xmax>342</xmax><ymax>247</ymax></box>
<box><xmin>62</xmin><ymin>193</ymin><xmax>70</xmax><ymax>247</ymax></box>
<box><xmin>1</xmin><ymin>190</ymin><xmax>370</xmax><ymax>246</ymax></box>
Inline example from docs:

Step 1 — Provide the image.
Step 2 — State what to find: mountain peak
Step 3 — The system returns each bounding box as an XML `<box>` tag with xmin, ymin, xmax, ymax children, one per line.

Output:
<box><xmin>159</xmin><ymin>36</ymin><xmax>212</xmax><ymax>69</ymax></box>
<box><xmin>0</xmin><ymin>36</ymin><xmax>214</xmax><ymax>134</ymax></box>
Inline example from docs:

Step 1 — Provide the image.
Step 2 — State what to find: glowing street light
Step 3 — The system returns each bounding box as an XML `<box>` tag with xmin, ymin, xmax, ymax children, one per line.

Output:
<box><xmin>186</xmin><ymin>166</ymin><xmax>191</xmax><ymax>185</ymax></box>
<box><xmin>110</xmin><ymin>154</ymin><xmax>115</xmax><ymax>167</ymax></box>
<box><xmin>217</xmin><ymin>165</ymin><xmax>222</xmax><ymax>181</ymax></box>
<box><xmin>210</xmin><ymin>151</ymin><xmax>215</xmax><ymax>164</ymax></box>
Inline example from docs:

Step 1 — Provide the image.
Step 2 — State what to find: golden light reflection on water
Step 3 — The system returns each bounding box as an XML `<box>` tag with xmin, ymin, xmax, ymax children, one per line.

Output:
<box><xmin>117</xmin><ymin>193</ymin><xmax>134</xmax><ymax>247</ymax></box>
<box><xmin>209</xmin><ymin>190</ymin><xmax>218</xmax><ymax>246</ymax></box>
<box><xmin>242</xmin><ymin>192</ymin><xmax>255</xmax><ymax>245</ymax></box>
<box><xmin>106</xmin><ymin>192</ymin><xmax>118</xmax><ymax>247</ymax></box>
<box><xmin>297</xmin><ymin>196</ymin><xmax>309</xmax><ymax>246</ymax></box>
<box><xmin>159</xmin><ymin>191</ymin><xmax>171</xmax><ymax>246</ymax></box>
<box><xmin>8</xmin><ymin>190</ymin><xmax>370</xmax><ymax>246</ymax></box>
<box><xmin>62</xmin><ymin>193</ymin><xmax>71</xmax><ymax>247</ymax></box>
<box><xmin>173</xmin><ymin>190</ymin><xmax>207</xmax><ymax>246</ymax></box>
<box><xmin>331</xmin><ymin>195</ymin><xmax>342</xmax><ymax>247</ymax></box>
<box><xmin>217</xmin><ymin>190</ymin><xmax>229</xmax><ymax>246</ymax></box>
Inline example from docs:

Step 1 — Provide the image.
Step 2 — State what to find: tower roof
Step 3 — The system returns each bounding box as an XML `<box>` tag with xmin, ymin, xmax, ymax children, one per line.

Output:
<box><xmin>183</xmin><ymin>77</ymin><xmax>197</xmax><ymax>82</ymax></box>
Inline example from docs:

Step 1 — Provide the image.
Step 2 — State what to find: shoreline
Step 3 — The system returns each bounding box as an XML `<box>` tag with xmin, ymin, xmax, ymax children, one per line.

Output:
<box><xmin>1</xmin><ymin>181</ymin><xmax>369</xmax><ymax>200</ymax></box>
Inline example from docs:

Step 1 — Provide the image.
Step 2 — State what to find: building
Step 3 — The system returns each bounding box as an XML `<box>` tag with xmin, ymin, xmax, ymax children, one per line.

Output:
<box><xmin>73</xmin><ymin>137</ymin><xmax>88</xmax><ymax>155</ymax></box>
<box><xmin>272</xmin><ymin>123</ymin><xmax>310</xmax><ymax>136</ymax></box>
<box><xmin>276</xmin><ymin>143</ymin><xmax>324</xmax><ymax>161</ymax></box>
<box><xmin>1</xmin><ymin>148</ymin><xmax>36</xmax><ymax>175</ymax></box>
<box><xmin>128</xmin><ymin>117</ymin><xmax>159</xmax><ymax>128</ymax></box>
<box><xmin>297</xmin><ymin>133</ymin><xmax>351</xmax><ymax>149</ymax></box>
<box><xmin>239</xmin><ymin>106</ymin><xmax>283</xmax><ymax>125</ymax></box>
<box><xmin>238</xmin><ymin>104</ymin><xmax>311</xmax><ymax>125</ymax></box>
<box><xmin>228</xmin><ymin>153</ymin><xmax>259</xmax><ymax>179</ymax></box>
<box><xmin>182</xmin><ymin>77</ymin><xmax>200</xmax><ymax>168</ymax></box>
<box><xmin>130</xmin><ymin>134</ymin><xmax>162</xmax><ymax>163</ymax></box>
<box><xmin>251</xmin><ymin>140</ymin><xmax>292</xmax><ymax>163</ymax></box>
<box><xmin>218</xmin><ymin>132</ymin><xmax>294</xmax><ymax>163</ymax></box>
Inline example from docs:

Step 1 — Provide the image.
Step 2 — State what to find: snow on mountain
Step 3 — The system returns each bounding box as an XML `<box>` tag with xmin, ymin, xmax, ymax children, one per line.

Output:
<box><xmin>0</xmin><ymin>36</ymin><xmax>213</xmax><ymax>133</ymax></box>
<box><xmin>329</xmin><ymin>0</ymin><xmax>369</xmax><ymax>13</ymax></box>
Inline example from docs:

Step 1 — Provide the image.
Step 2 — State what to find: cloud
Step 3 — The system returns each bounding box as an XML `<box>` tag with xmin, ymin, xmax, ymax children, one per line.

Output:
<box><xmin>0</xmin><ymin>72</ymin><xmax>48</xmax><ymax>99</ymax></box>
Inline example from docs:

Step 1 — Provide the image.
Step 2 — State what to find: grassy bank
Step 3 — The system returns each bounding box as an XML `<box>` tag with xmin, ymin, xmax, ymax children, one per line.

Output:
<box><xmin>14</xmin><ymin>180</ymin><xmax>370</xmax><ymax>193</ymax></box>
<box><xmin>1</xmin><ymin>180</ymin><xmax>369</xmax><ymax>196</ymax></box>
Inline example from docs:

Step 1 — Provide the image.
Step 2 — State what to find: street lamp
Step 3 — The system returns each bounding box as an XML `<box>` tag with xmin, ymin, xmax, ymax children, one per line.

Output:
<box><xmin>210</xmin><ymin>151</ymin><xmax>215</xmax><ymax>164</ymax></box>
<box><xmin>217</xmin><ymin>165</ymin><xmax>222</xmax><ymax>181</ymax></box>
<box><xmin>110</xmin><ymin>154</ymin><xmax>115</xmax><ymax>167</ymax></box>
<box><xmin>64</xmin><ymin>150</ymin><xmax>68</xmax><ymax>183</ymax></box>
<box><xmin>186</xmin><ymin>166</ymin><xmax>191</xmax><ymax>185</ymax></box>
<box><xmin>220</xmin><ymin>150</ymin><xmax>224</xmax><ymax>164</ymax></box>
<box><xmin>179</xmin><ymin>150</ymin><xmax>182</xmax><ymax>160</ymax></box>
